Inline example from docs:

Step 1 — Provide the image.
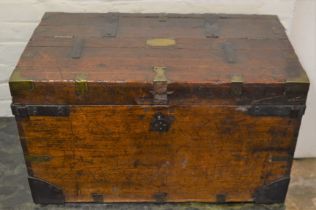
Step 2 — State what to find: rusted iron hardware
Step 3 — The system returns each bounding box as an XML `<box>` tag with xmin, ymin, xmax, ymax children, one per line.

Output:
<box><xmin>158</xmin><ymin>13</ymin><xmax>168</xmax><ymax>22</ymax></box>
<box><xmin>103</xmin><ymin>13</ymin><xmax>119</xmax><ymax>37</ymax></box>
<box><xmin>70</xmin><ymin>38</ymin><xmax>84</xmax><ymax>59</ymax></box>
<box><xmin>11</xmin><ymin>104</ymin><xmax>70</xmax><ymax>120</ymax></box>
<box><xmin>150</xmin><ymin>112</ymin><xmax>174</xmax><ymax>132</ymax></box>
<box><xmin>216</xmin><ymin>194</ymin><xmax>227</xmax><ymax>203</ymax></box>
<box><xmin>28</xmin><ymin>177</ymin><xmax>65</xmax><ymax>204</ymax></box>
<box><xmin>254</xmin><ymin>176</ymin><xmax>290</xmax><ymax>204</ymax></box>
<box><xmin>25</xmin><ymin>155</ymin><xmax>52</xmax><ymax>163</ymax></box>
<box><xmin>205</xmin><ymin>16</ymin><xmax>219</xmax><ymax>38</ymax></box>
<box><xmin>247</xmin><ymin>105</ymin><xmax>306</xmax><ymax>118</ymax></box>
<box><xmin>222</xmin><ymin>42</ymin><xmax>237</xmax><ymax>64</ymax></box>
<box><xmin>91</xmin><ymin>193</ymin><xmax>104</xmax><ymax>203</ymax></box>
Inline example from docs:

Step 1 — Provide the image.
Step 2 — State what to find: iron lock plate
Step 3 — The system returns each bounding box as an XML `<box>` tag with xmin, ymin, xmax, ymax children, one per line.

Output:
<box><xmin>150</xmin><ymin>112</ymin><xmax>174</xmax><ymax>132</ymax></box>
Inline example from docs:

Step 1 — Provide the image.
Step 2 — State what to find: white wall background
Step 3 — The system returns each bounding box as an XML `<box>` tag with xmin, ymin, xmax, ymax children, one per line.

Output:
<box><xmin>0</xmin><ymin>0</ymin><xmax>315</xmax><ymax>157</ymax></box>
<box><xmin>290</xmin><ymin>0</ymin><xmax>316</xmax><ymax>158</ymax></box>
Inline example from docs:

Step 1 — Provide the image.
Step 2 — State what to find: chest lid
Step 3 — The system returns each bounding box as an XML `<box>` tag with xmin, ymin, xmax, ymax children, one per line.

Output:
<box><xmin>10</xmin><ymin>13</ymin><xmax>309</xmax><ymax>106</ymax></box>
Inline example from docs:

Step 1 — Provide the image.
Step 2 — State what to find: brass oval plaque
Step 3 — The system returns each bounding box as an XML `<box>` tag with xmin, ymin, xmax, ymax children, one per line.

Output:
<box><xmin>146</xmin><ymin>38</ymin><xmax>176</xmax><ymax>47</ymax></box>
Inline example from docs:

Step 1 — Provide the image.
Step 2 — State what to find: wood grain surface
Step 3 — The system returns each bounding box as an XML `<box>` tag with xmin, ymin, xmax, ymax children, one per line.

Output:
<box><xmin>9</xmin><ymin>13</ymin><xmax>308</xmax><ymax>105</ymax></box>
<box><xmin>18</xmin><ymin>105</ymin><xmax>300</xmax><ymax>202</ymax></box>
<box><xmin>10</xmin><ymin>13</ymin><xmax>308</xmax><ymax>204</ymax></box>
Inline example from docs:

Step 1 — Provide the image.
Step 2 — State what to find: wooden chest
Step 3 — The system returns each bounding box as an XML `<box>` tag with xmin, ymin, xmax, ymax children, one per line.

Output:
<box><xmin>10</xmin><ymin>13</ymin><xmax>309</xmax><ymax>204</ymax></box>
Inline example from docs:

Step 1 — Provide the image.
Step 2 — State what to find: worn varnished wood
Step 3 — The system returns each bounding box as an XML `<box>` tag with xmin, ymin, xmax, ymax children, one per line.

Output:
<box><xmin>9</xmin><ymin>13</ymin><xmax>308</xmax><ymax>105</ymax></box>
<box><xmin>18</xmin><ymin>105</ymin><xmax>300</xmax><ymax>203</ymax></box>
<box><xmin>36</xmin><ymin>13</ymin><xmax>286</xmax><ymax>39</ymax></box>
<box><xmin>15</xmin><ymin>40</ymin><xmax>297</xmax><ymax>83</ymax></box>
<box><xmin>10</xmin><ymin>13</ymin><xmax>308</xmax><ymax>204</ymax></box>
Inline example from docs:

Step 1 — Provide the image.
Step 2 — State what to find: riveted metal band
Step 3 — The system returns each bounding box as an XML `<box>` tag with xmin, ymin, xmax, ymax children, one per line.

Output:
<box><xmin>70</xmin><ymin>38</ymin><xmax>84</xmax><ymax>59</ymax></box>
<box><xmin>222</xmin><ymin>42</ymin><xmax>237</xmax><ymax>64</ymax></box>
<box><xmin>103</xmin><ymin>13</ymin><xmax>119</xmax><ymax>37</ymax></box>
<box><xmin>11</xmin><ymin>104</ymin><xmax>70</xmax><ymax>120</ymax></box>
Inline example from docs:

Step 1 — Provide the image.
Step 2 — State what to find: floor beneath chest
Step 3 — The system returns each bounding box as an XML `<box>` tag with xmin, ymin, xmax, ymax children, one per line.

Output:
<box><xmin>0</xmin><ymin>117</ymin><xmax>315</xmax><ymax>210</ymax></box>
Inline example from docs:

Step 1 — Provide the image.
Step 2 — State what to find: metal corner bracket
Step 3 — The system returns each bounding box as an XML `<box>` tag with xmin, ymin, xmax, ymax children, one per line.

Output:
<box><xmin>28</xmin><ymin>176</ymin><xmax>65</xmax><ymax>204</ymax></box>
<box><xmin>254</xmin><ymin>176</ymin><xmax>290</xmax><ymax>204</ymax></box>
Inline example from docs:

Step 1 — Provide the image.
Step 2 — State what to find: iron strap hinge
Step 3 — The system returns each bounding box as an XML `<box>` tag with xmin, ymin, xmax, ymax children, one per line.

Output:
<box><xmin>11</xmin><ymin>104</ymin><xmax>70</xmax><ymax>120</ymax></box>
<box><xmin>205</xmin><ymin>16</ymin><xmax>219</xmax><ymax>38</ymax></box>
<box><xmin>222</xmin><ymin>42</ymin><xmax>237</xmax><ymax>64</ymax></box>
<box><xmin>103</xmin><ymin>13</ymin><xmax>119</xmax><ymax>37</ymax></box>
<box><xmin>69</xmin><ymin>37</ymin><xmax>84</xmax><ymax>59</ymax></box>
<box><xmin>246</xmin><ymin>105</ymin><xmax>306</xmax><ymax>118</ymax></box>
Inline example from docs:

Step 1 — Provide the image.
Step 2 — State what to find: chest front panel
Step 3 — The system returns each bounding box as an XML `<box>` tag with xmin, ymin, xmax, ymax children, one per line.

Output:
<box><xmin>17</xmin><ymin>105</ymin><xmax>300</xmax><ymax>203</ymax></box>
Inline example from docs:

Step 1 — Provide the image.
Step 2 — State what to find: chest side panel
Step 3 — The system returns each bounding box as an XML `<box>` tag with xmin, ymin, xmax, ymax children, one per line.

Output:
<box><xmin>17</xmin><ymin>105</ymin><xmax>301</xmax><ymax>203</ymax></box>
